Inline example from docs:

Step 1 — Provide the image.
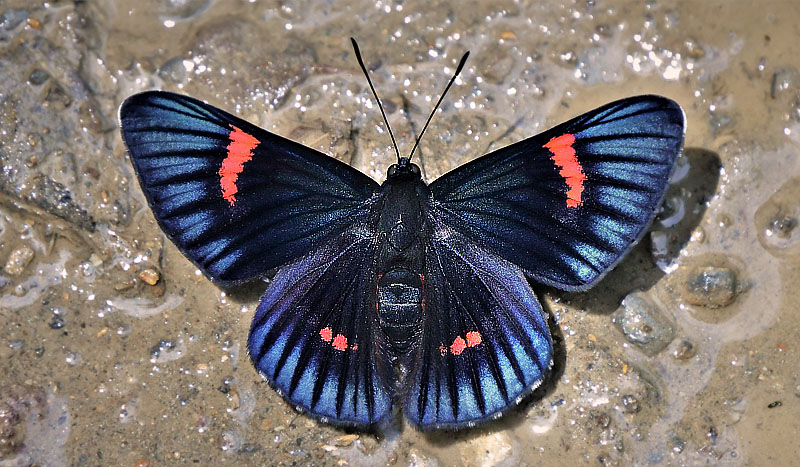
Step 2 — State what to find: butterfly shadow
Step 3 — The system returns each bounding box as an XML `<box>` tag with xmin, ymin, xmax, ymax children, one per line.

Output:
<box><xmin>544</xmin><ymin>146</ymin><xmax>722</xmax><ymax>315</ymax></box>
<box><xmin>219</xmin><ymin>274</ymin><xmax>275</xmax><ymax>304</ymax></box>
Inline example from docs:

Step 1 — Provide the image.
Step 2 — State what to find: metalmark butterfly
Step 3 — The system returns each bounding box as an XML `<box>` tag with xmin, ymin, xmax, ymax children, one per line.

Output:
<box><xmin>119</xmin><ymin>39</ymin><xmax>685</xmax><ymax>430</ymax></box>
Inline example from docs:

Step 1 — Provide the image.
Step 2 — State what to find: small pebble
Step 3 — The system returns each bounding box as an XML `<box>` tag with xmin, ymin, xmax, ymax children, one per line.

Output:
<box><xmin>65</xmin><ymin>351</ymin><xmax>80</xmax><ymax>366</ymax></box>
<box><xmin>49</xmin><ymin>315</ymin><xmax>66</xmax><ymax>329</ymax></box>
<box><xmin>771</xmin><ymin>67</ymin><xmax>799</xmax><ymax>99</ymax></box>
<box><xmin>228</xmin><ymin>390</ymin><xmax>240</xmax><ymax>410</ymax></box>
<box><xmin>754</xmin><ymin>179</ymin><xmax>800</xmax><ymax>255</ymax></box>
<box><xmin>768</xmin><ymin>214</ymin><xmax>796</xmax><ymax>238</ymax></box>
<box><xmin>220</xmin><ymin>431</ymin><xmax>241</xmax><ymax>452</ymax></box>
<box><xmin>707</xmin><ymin>426</ymin><xmax>718</xmax><ymax>445</ymax></box>
<box><xmin>612</xmin><ymin>292</ymin><xmax>675</xmax><ymax>356</ymax></box>
<box><xmin>333</xmin><ymin>434</ymin><xmax>358</xmax><ymax>447</ymax></box>
<box><xmin>669</xmin><ymin>435</ymin><xmax>686</xmax><ymax>454</ymax></box>
<box><xmin>672</xmin><ymin>339</ymin><xmax>697</xmax><ymax>360</ymax></box>
<box><xmin>149</xmin><ymin>339</ymin><xmax>175</xmax><ymax>358</ymax></box>
<box><xmin>28</xmin><ymin>68</ymin><xmax>49</xmax><ymax>85</ymax></box>
<box><xmin>500</xmin><ymin>31</ymin><xmax>517</xmax><ymax>40</ymax></box>
<box><xmin>621</xmin><ymin>394</ymin><xmax>640</xmax><ymax>414</ymax></box>
<box><xmin>682</xmin><ymin>266</ymin><xmax>738</xmax><ymax>307</ymax></box>
<box><xmin>594</xmin><ymin>412</ymin><xmax>611</xmax><ymax>428</ymax></box>
<box><xmin>138</xmin><ymin>268</ymin><xmax>160</xmax><ymax>286</ymax></box>
<box><xmin>3</xmin><ymin>246</ymin><xmax>34</xmax><ymax>276</ymax></box>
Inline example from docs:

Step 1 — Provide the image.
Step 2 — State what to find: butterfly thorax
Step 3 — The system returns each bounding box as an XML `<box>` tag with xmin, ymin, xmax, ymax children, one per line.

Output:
<box><xmin>375</xmin><ymin>171</ymin><xmax>430</xmax><ymax>359</ymax></box>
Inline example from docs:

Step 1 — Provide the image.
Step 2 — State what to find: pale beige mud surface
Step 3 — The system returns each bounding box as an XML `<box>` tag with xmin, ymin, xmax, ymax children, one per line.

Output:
<box><xmin>0</xmin><ymin>0</ymin><xmax>798</xmax><ymax>465</ymax></box>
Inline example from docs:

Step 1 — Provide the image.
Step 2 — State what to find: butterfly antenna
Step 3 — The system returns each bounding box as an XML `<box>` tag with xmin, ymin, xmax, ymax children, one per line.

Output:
<box><xmin>351</xmin><ymin>37</ymin><xmax>402</xmax><ymax>162</ymax></box>
<box><xmin>407</xmin><ymin>50</ymin><xmax>469</xmax><ymax>163</ymax></box>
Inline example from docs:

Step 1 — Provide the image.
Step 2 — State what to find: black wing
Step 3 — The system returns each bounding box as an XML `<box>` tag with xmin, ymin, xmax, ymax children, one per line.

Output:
<box><xmin>429</xmin><ymin>95</ymin><xmax>685</xmax><ymax>290</ymax></box>
<box><xmin>247</xmin><ymin>224</ymin><xmax>394</xmax><ymax>428</ymax></box>
<box><xmin>404</xmin><ymin>216</ymin><xmax>553</xmax><ymax>429</ymax></box>
<box><xmin>119</xmin><ymin>91</ymin><xmax>380</xmax><ymax>284</ymax></box>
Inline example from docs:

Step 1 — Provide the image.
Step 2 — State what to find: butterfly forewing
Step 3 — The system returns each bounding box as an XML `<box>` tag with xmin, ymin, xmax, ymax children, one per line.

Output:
<box><xmin>247</xmin><ymin>223</ymin><xmax>394</xmax><ymax>427</ymax></box>
<box><xmin>119</xmin><ymin>91</ymin><xmax>379</xmax><ymax>284</ymax></box>
<box><xmin>429</xmin><ymin>95</ymin><xmax>685</xmax><ymax>290</ymax></box>
<box><xmin>405</xmin><ymin>216</ymin><xmax>553</xmax><ymax>429</ymax></box>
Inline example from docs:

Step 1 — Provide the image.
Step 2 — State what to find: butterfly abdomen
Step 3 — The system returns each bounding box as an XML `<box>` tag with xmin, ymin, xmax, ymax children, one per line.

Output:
<box><xmin>377</xmin><ymin>269</ymin><xmax>424</xmax><ymax>354</ymax></box>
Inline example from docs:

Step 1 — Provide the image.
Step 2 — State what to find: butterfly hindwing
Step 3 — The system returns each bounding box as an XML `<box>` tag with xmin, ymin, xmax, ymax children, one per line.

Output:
<box><xmin>120</xmin><ymin>91</ymin><xmax>380</xmax><ymax>284</ymax></box>
<box><xmin>247</xmin><ymin>223</ymin><xmax>394</xmax><ymax>427</ymax></box>
<box><xmin>404</xmin><ymin>216</ymin><xmax>553</xmax><ymax>429</ymax></box>
<box><xmin>429</xmin><ymin>95</ymin><xmax>685</xmax><ymax>290</ymax></box>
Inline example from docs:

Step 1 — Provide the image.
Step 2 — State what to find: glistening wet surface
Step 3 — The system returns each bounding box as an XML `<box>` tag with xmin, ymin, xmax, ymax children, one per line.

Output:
<box><xmin>1</xmin><ymin>0</ymin><xmax>798</xmax><ymax>465</ymax></box>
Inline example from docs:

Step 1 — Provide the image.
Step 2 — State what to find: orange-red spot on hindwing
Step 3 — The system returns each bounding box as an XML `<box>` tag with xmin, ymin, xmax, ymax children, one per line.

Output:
<box><xmin>332</xmin><ymin>334</ymin><xmax>348</xmax><ymax>351</ymax></box>
<box><xmin>450</xmin><ymin>336</ymin><xmax>467</xmax><ymax>356</ymax></box>
<box><xmin>219</xmin><ymin>125</ymin><xmax>260</xmax><ymax>206</ymax></box>
<box><xmin>465</xmin><ymin>331</ymin><xmax>482</xmax><ymax>347</ymax></box>
<box><xmin>319</xmin><ymin>327</ymin><xmax>333</xmax><ymax>342</ymax></box>
<box><xmin>543</xmin><ymin>133</ymin><xmax>586</xmax><ymax>208</ymax></box>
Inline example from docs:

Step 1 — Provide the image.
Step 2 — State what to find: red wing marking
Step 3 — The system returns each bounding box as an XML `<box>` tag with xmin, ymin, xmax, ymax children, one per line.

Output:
<box><xmin>544</xmin><ymin>133</ymin><xmax>585</xmax><ymax>208</ymax></box>
<box><xmin>441</xmin><ymin>332</ymin><xmax>483</xmax><ymax>356</ymax></box>
<box><xmin>465</xmin><ymin>331</ymin><xmax>482</xmax><ymax>347</ymax></box>
<box><xmin>319</xmin><ymin>327</ymin><xmax>333</xmax><ymax>342</ymax></box>
<box><xmin>319</xmin><ymin>327</ymin><xmax>355</xmax><ymax>352</ymax></box>
<box><xmin>450</xmin><ymin>336</ymin><xmax>467</xmax><ymax>356</ymax></box>
<box><xmin>219</xmin><ymin>125</ymin><xmax>260</xmax><ymax>206</ymax></box>
<box><xmin>332</xmin><ymin>334</ymin><xmax>348</xmax><ymax>352</ymax></box>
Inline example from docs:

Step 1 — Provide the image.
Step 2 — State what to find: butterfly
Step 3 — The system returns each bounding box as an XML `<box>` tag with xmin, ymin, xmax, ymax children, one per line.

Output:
<box><xmin>119</xmin><ymin>39</ymin><xmax>685</xmax><ymax>430</ymax></box>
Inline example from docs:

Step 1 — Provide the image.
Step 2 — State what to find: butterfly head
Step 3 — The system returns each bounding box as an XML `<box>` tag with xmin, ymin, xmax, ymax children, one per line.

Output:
<box><xmin>387</xmin><ymin>157</ymin><xmax>421</xmax><ymax>181</ymax></box>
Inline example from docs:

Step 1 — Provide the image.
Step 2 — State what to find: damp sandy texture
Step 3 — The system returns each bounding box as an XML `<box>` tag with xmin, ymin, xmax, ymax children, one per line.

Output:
<box><xmin>1</xmin><ymin>0</ymin><xmax>799</xmax><ymax>465</ymax></box>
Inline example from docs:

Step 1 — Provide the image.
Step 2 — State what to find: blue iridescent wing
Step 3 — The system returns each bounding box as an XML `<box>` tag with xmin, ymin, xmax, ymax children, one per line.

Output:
<box><xmin>404</xmin><ymin>216</ymin><xmax>553</xmax><ymax>430</ymax></box>
<box><xmin>120</xmin><ymin>91</ymin><xmax>379</xmax><ymax>284</ymax></box>
<box><xmin>247</xmin><ymin>224</ymin><xmax>394</xmax><ymax>428</ymax></box>
<box><xmin>429</xmin><ymin>95</ymin><xmax>685</xmax><ymax>290</ymax></box>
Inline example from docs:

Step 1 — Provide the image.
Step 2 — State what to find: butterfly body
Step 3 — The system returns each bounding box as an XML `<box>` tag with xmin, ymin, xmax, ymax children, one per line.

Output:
<box><xmin>374</xmin><ymin>168</ymin><xmax>428</xmax><ymax>356</ymax></box>
<box><xmin>120</xmin><ymin>83</ymin><xmax>684</xmax><ymax>430</ymax></box>
<box><xmin>356</xmin><ymin>161</ymin><xmax>432</xmax><ymax>389</ymax></box>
